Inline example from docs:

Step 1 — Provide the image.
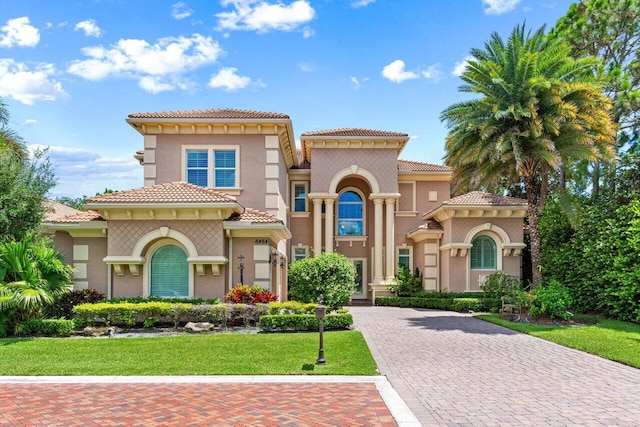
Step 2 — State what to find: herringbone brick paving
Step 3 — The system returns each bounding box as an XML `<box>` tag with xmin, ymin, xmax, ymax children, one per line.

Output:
<box><xmin>350</xmin><ymin>306</ymin><xmax>640</xmax><ymax>426</ymax></box>
<box><xmin>0</xmin><ymin>382</ymin><xmax>396</xmax><ymax>426</ymax></box>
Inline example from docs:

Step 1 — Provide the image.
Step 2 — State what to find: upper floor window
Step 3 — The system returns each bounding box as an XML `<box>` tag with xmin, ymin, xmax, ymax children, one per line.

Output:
<box><xmin>338</xmin><ymin>190</ymin><xmax>364</xmax><ymax>236</ymax></box>
<box><xmin>292</xmin><ymin>182</ymin><xmax>308</xmax><ymax>212</ymax></box>
<box><xmin>184</xmin><ymin>147</ymin><xmax>238</xmax><ymax>188</ymax></box>
<box><xmin>186</xmin><ymin>150</ymin><xmax>208</xmax><ymax>187</ymax></box>
<box><xmin>470</xmin><ymin>235</ymin><xmax>497</xmax><ymax>270</ymax></box>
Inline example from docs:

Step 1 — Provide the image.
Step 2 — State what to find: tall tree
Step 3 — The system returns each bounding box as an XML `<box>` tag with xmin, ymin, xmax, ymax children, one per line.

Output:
<box><xmin>553</xmin><ymin>0</ymin><xmax>640</xmax><ymax>195</ymax></box>
<box><xmin>441</xmin><ymin>24</ymin><xmax>616</xmax><ymax>285</ymax></box>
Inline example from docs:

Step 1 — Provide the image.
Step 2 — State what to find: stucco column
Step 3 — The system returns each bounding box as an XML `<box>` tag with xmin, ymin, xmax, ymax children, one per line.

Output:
<box><xmin>324</xmin><ymin>198</ymin><xmax>335</xmax><ymax>253</ymax></box>
<box><xmin>385</xmin><ymin>198</ymin><xmax>396</xmax><ymax>282</ymax></box>
<box><xmin>312</xmin><ymin>198</ymin><xmax>323</xmax><ymax>257</ymax></box>
<box><xmin>373</xmin><ymin>197</ymin><xmax>384</xmax><ymax>284</ymax></box>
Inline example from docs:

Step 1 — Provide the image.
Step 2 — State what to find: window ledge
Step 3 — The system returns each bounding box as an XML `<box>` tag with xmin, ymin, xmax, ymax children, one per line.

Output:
<box><xmin>395</xmin><ymin>211</ymin><xmax>419</xmax><ymax>217</ymax></box>
<box><xmin>335</xmin><ymin>235</ymin><xmax>368</xmax><ymax>248</ymax></box>
<box><xmin>290</xmin><ymin>212</ymin><xmax>311</xmax><ymax>218</ymax></box>
<box><xmin>213</xmin><ymin>187</ymin><xmax>243</xmax><ymax>196</ymax></box>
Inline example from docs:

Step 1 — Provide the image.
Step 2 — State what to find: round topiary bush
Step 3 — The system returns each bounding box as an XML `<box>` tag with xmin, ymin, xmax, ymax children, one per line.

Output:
<box><xmin>288</xmin><ymin>252</ymin><xmax>355</xmax><ymax>310</ymax></box>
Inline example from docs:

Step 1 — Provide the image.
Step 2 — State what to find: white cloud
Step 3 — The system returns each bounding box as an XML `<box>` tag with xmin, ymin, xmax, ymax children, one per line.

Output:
<box><xmin>381</xmin><ymin>60</ymin><xmax>420</xmax><ymax>83</ymax></box>
<box><xmin>217</xmin><ymin>0</ymin><xmax>316</xmax><ymax>34</ymax></box>
<box><xmin>350</xmin><ymin>76</ymin><xmax>369</xmax><ymax>89</ymax></box>
<box><xmin>297</xmin><ymin>62</ymin><xmax>314</xmax><ymax>72</ymax></box>
<box><xmin>67</xmin><ymin>34</ymin><xmax>223</xmax><ymax>93</ymax></box>
<box><xmin>208</xmin><ymin>67</ymin><xmax>260</xmax><ymax>91</ymax></box>
<box><xmin>0</xmin><ymin>17</ymin><xmax>40</xmax><ymax>48</ymax></box>
<box><xmin>452</xmin><ymin>56</ymin><xmax>473</xmax><ymax>76</ymax></box>
<box><xmin>172</xmin><ymin>2</ymin><xmax>194</xmax><ymax>20</ymax></box>
<box><xmin>0</xmin><ymin>59</ymin><xmax>66</xmax><ymax>105</ymax></box>
<box><xmin>31</xmin><ymin>145</ymin><xmax>143</xmax><ymax>197</ymax></box>
<box><xmin>482</xmin><ymin>0</ymin><xmax>521</xmax><ymax>15</ymax></box>
<box><xmin>421</xmin><ymin>63</ymin><xmax>442</xmax><ymax>80</ymax></box>
<box><xmin>22</xmin><ymin>119</ymin><xmax>37</xmax><ymax>126</ymax></box>
<box><xmin>74</xmin><ymin>19</ymin><xmax>102</xmax><ymax>38</ymax></box>
<box><xmin>351</xmin><ymin>0</ymin><xmax>375</xmax><ymax>7</ymax></box>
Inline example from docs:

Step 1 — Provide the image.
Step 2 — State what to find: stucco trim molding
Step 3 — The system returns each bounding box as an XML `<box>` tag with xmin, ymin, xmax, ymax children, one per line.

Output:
<box><xmin>462</xmin><ymin>223</ymin><xmax>525</xmax><ymax>256</ymax></box>
<box><xmin>439</xmin><ymin>243</ymin><xmax>473</xmax><ymax>257</ymax></box>
<box><xmin>328</xmin><ymin>166</ymin><xmax>381</xmax><ymax>194</ymax></box>
<box><xmin>187</xmin><ymin>256</ymin><xmax>229</xmax><ymax>276</ymax></box>
<box><xmin>132</xmin><ymin>227</ymin><xmax>199</xmax><ymax>259</ymax></box>
<box><xmin>103</xmin><ymin>256</ymin><xmax>145</xmax><ymax>276</ymax></box>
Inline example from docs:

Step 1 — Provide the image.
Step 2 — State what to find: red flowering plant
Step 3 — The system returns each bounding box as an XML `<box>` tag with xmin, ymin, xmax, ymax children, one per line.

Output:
<box><xmin>225</xmin><ymin>284</ymin><xmax>277</xmax><ymax>304</ymax></box>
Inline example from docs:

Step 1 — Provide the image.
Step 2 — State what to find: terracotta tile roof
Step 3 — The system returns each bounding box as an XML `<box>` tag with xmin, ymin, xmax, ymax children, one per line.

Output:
<box><xmin>128</xmin><ymin>108</ymin><xmax>289</xmax><ymax>120</ymax></box>
<box><xmin>442</xmin><ymin>191</ymin><xmax>527</xmax><ymax>206</ymax></box>
<box><xmin>226</xmin><ymin>208</ymin><xmax>284</xmax><ymax>224</ymax></box>
<box><xmin>85</xmin><ymin>182</ymin><xmax>237</xmax><ymax>204</ymax></box>
<box><xmin>397</xmin><ymin>159</ymin><xmax>452</xmax><ymax>172</ymax></box>
<box><xmin>417</xmin><ymin>219</ymin><xmax>443</xmax><ymax>231</ymax></box>
<box><xmin>301</xmin><ymin>128</ymin><xmax>408</xmax><ymax>137</ymax></box>
<box><xmin>48</xmin><ymin>210</ymin><xmax>104</xmax><ymax>223</ymax></box>
<box><xmin>43</xmin><ymin>201</ymin><xmax>104</xmax><ymax>223</ymax></box>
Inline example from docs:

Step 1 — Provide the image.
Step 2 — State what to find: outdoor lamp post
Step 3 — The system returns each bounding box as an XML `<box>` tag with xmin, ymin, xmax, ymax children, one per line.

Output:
<box><xmin>315</xmin><ymin>304</ymin><xmax>326</xmax><ymax>364</ymax></box>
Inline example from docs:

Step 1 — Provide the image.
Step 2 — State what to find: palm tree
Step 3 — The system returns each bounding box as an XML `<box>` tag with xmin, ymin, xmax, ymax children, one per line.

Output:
<box><xmin>0</xmin><ymin>236</ymin><xmax>73</xmax><ymax>334</ymax></box>
<box><xmin>0</xmin><ymin>97</ymin><xmax>27</xmax><ymax>162</ymax></box>
<box><xmin>441</xmin><ymin>24</ymin><xmax>617</xmax><ymax>285</ymax></box>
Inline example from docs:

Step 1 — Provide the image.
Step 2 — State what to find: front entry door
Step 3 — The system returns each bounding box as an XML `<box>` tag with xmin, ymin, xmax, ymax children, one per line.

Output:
<box><xmin>350</xmin><ymin>258</ymin><xmax>367</xmax><ymax>299</ymax></box>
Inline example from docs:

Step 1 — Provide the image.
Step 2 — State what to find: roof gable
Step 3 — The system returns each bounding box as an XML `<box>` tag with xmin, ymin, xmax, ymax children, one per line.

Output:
<box><xmin>423</xmin><ymin>191</ymin><xmax>528</xmax><ymax>222</ymax></box>
<box><xmin>85</xmin><ymin>182</ymin><xmax>237</xmax><ymax>205</ymax></box>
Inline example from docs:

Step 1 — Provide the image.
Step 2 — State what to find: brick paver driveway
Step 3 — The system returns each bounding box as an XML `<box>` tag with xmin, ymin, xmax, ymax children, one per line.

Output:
<box><xmin>350</xmin><ymin>306</ymin><xmax>640</xmax><ymax>426</ymax></box>
<box><xmin>0</xmin><ymin>377</ymin><xmax>397</xmax><ymax>426</ymax></box>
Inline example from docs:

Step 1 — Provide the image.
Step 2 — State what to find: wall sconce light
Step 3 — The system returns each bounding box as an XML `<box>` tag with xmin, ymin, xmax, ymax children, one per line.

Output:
<box><xmin>270</xmin><ymin>251</ymin><xmax>279</xmax><ymax>266</ymax></box>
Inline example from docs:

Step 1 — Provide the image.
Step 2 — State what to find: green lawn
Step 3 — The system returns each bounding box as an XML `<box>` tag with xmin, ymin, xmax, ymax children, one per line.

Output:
<box><xmin>0</xmin><ymin>331</ymin><xmax>378</xmax><ymax>376</ymax></box>
<box><xmin>477</xmin><ymin>314</ymin><xmax>640</xmax><ymax>368</ymax></box>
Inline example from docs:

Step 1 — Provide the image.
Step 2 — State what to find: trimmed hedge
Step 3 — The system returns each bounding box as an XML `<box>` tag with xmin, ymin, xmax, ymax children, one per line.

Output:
<box><xmin>73</xmin><ymin>302</ymin><xmax>269</xmax><ymax>328</ymax></box>
<box><xmin>19</xmin><ymin>318</ymin><xmax>76</xmax><ymax>337</ymax></box>
<box><xmin>258</xmin><ymin>313</ymin><xmax>353</xmax><ymax>332</ymax></box>
<box><xmin>375</xmin><ymin>296</ymin><xmax>501</xmax><ymax>312</ymax></box>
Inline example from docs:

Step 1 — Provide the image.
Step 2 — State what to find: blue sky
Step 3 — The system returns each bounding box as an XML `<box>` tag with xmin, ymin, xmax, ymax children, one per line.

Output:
<box><xmin>0</xmin><ymin>0</ymin><xmax>574</xmax><ymax>198</ymax></box>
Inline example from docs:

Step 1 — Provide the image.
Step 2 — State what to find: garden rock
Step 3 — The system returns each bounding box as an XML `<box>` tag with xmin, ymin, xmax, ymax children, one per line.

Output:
<box><xmin>83</xmin><ymin>326</ymin><xmax>120</xmax><ymax>337</ymax></box>
<box><xmin>185</xmin><ymin>322</ymin><xmax>214</xmax><ymax>333</ymax></box>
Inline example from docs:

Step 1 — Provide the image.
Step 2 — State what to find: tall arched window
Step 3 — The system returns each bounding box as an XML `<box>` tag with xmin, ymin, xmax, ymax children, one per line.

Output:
<box><xmin>150</xmin><ymin>245</ymin><xmax>189</xmax><ymax>297</ymax></box>
<box><xmin>337</xmin><ymin>190</ymin><xmax>364</xmax><ymax>236</ymax></box>
<box><xmin>470</xmin><ymin>235</ymin><xmax>497</xmax><ymax>270</ymax></box>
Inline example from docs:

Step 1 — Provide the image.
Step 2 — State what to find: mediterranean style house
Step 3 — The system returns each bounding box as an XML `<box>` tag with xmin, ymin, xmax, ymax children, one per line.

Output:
<box><xmin>42</xmin><ymin>108</ymin><xmax>527</xmax><ymax>302</ymax></box>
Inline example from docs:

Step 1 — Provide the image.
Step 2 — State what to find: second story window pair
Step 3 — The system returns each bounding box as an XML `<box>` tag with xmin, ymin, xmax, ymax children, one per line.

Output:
<box><xmin>185</xmin><ymin>148</ymin><xmax>237</xmax><ymax>188</ymax></box>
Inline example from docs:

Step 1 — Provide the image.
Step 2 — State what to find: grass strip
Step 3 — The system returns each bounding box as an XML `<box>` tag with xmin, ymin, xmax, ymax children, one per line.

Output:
<box><xmin>0</xmin><ymin>331</ymin><xmax>378</xmax><ymax>376</ymax></box>
<box><xmin>477</xmin><ymin>314</ymin><xmax>640</xmax><ymax>368</ymax></box>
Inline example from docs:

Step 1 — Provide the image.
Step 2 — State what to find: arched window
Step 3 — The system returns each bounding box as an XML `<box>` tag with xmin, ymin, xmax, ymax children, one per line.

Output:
<box><xmin>470</xmin><ymin>235</ymin><xmax>497</xmax><ymax>270</ymax></box>
<box><xmin>337</xmin><ymin>191</ymin><xmax>364</xmax><ymax>236</ymax></box>
<box><xmin>150</xmin><ymin>245</ymin><xmax>189</xmax><ymax>297</ymax></box>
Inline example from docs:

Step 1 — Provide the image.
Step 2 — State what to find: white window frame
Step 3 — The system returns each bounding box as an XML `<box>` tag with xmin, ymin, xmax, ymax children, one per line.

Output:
<box><xmin>292</xmin><ymin>245</ymin><xmax>309</xmax><ymax>262</ymax></box>
<box><xmin>291</xmin><ymin>181</ymin><xmax>309</xmax><ymax>214</ymax></box>
<box><xmin>182</xmin><ymin>145</ymin><xmax>240</xmax><ymax>192</ymax></box>
<box><xmin>469</xmin><ymin>233</ymin><xmax>500</xmax><ymax>271</ymax></box>
<box><xmin>336</xmin><ymin>187</ymin><xmax>366</xmax><ymax>237</ymax></box>
<box><xmin>396</xmin><ymin>245</ymin><xmax>413</xmax><ymax>274</ymax></box>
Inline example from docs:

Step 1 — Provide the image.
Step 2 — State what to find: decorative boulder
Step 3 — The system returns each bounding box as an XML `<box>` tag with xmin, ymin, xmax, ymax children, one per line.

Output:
<box><xmin>185</xmin><ymin>322</ymin><xmax>214</xmax><ymax>333</ymax></box>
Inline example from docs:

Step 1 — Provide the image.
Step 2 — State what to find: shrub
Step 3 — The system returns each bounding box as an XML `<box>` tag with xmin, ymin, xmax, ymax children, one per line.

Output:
<box><xmin>529</xmin><ymin>280</ymin><xmax>574</xmax><ymax>320</ymax></box>
<box><xmin>48</xmin><ymin>288</ymin><xmax>106</xmax><ymax>319</ymax></box>
<box><xmin>224</xmin><ymin>285</ymin><xmax>277</xmax><ymax>304</ymax></box>
<box><xmin>374</xmin><ymin>296</ymin><xmax>501</xmax><ymax>312</ymax></box>
<box><xmin>19</xmin><ymin>318</ymin><xmax>75</xmax><ymax>337</ymax></box>
<box><xmin>106</xmin><ymin>296</ymin><xmax>220</xmax><ymax>305</ymax></box>
<box><xmin>389</xmin><ymin>266</ymin><xmax>423</xmax><ymax>296</ymax></box>
<box><xmin>480</xmin><ymin>271</ymin><xmax>523</xmax><ymax>300</ymax></box>
<box><xmin>267</xmin><ymin>301</ymin><xmax>317</xmax><ymax>315</ymax></box>
<box><xmin>288</xmin><ymin>252</ymin><xmax>355</xmax><ymax>310</ymax></box>
<box><xmin>258</xmin><ymin>313</ymin><xmax>353</xmax><ymax>331</ymax></box>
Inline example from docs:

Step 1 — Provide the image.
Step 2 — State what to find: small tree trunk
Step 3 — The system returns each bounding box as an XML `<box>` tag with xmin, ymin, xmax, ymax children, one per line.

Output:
<box><xmin>592</xmin><ymin>160</ymin><xmax>600</xmax><ymax>200</ymax></box>
<box><xmin>524</xmin><ymin>175</ymin><xmax>543</xmax><ymax>287</ymax></box>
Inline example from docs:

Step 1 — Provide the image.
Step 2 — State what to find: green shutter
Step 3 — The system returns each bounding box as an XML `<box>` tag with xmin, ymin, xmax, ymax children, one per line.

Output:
<box><xmin>151</xmin><ymin>245</ymin><xmax>189</xmax><ymax>297</ymax></box>
<box><xmin>470</xmin><ymin>236</ymin><xmax>497</xmax><ymax>270</ymax></box>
